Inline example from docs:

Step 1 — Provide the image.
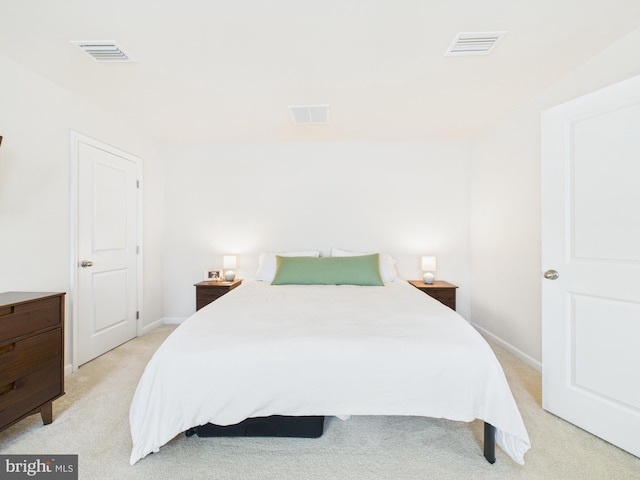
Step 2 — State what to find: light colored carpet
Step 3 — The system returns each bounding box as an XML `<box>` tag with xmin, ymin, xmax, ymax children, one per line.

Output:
<box><xmin>1</xmin><ymin>324</ymin><xmax>639</xmax><ymax>479</ymax></box>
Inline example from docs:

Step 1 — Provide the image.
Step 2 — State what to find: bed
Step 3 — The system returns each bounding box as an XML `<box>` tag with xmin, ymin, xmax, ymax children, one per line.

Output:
<box><xmin>129</xmin><ymin>254</ymin><xmax>530</xmax><ymax>465</ymax></box>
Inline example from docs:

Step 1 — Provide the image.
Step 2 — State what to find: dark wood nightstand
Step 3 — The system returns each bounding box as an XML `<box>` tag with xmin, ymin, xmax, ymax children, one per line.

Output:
<box><xmin>408</xmin><ymin>280</ymin><xmax>458</xmax><ymax>310</ymax></box>
<box><xmin>194</xmin><ymin>279</ymin><xmax>242</xmax><ymax>311</ymax></box>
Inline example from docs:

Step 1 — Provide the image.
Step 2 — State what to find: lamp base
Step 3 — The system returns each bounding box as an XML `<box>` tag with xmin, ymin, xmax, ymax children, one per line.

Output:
<box><xmin>423</xmin><ymin>272</ymin><xmax>435</xmax><ymax>284</ymax></box>
<box><xmin>224</xmin><ymin>270</ymin><xmax>236</xmax><ymax>281</ymax></box>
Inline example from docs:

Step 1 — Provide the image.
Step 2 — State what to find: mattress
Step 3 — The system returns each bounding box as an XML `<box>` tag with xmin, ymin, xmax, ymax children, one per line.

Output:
<box><xmin>129</xmin><ymin>280</ymin><xmax>530</xmax><ymax>464</ymax></box>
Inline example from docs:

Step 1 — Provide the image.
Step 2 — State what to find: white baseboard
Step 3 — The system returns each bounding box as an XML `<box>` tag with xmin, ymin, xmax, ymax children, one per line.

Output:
<box><xmin>64</xmin><ymin>318</ymin><xmax>176</xmax><ymax>375</ymax></box>
<box><xmin>163</xmin><ymin>317</ymin><xmax>188</xmax><ymax>324</ymax></box>
<box><xmin>471</xmin><ymin>322</ymin><xmax>542</xmax><ymax>373</ymax></box>
<box><xmin>141</xmin><ymin>317</ymin><xmax>165</xmax><ymax>334</ymax></box>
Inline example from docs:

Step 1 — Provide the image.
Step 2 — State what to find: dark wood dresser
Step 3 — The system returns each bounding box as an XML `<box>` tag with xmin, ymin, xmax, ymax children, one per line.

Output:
<box><xmin>0</xmin><ymin>292</ymin><xmax>65</xmax><ymax>432</ymax></box>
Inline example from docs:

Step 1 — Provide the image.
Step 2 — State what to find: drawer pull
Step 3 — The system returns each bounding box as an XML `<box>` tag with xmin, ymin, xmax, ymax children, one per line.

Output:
<box><xmin>0</xmin><ymin>306</ymin><xmax>15</xmax><ymax>317</ymax></box>
<box><xmin>0</xmin><ymin>382</ymin><xmax>15</xmax><ymax>396</ymax></box>
<box><xmin>0</xmin><ymin>343</ymin><xmax>16</xmax><ymax>355</ymax></box>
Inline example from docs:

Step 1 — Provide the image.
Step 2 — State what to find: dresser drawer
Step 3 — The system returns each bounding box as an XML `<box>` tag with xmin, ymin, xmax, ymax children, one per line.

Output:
<box><xmin>195</xmin><ymin>280</ymin><xmax>242</xmax><ymax>311</ymax></box>
<box><xmin>425</xmin><ymin>290</ymin><xmax>456</xmax><ymax>310</ymax></box>
<box><xmin>0</xmin><ymin>328</ymin><xmax>62</xmax><ymax>386</ymax></box>
<box><xmin>408</xmin><ymin>281</ymin><xmax>458</xmax><ymax>311</ymax></box>
<box><xmin>0</xmin><ymin>296</ymin><xmax>62</xmax><ymax>339</ymax></box>
<box><xmin>425</xmin><ymin>290</ymin><xmax>455</xmax><ymax>305</ymax></box>
<box><xmin>196</xmin><ymin>290</ymin><xmax>227</xmax><ymax>310</ymax></box>
<box><xmin>0</xmin><ymin>362</ymin><xmax>63</xmax><ymax>430</ymax></box>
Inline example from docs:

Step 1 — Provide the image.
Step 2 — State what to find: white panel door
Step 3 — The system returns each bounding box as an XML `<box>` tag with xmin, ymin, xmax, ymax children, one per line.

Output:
<box><xmin>541</xmin><ymin>75</ymin><xmax>640</xmax><ymax>457</ymax></box>
<box><xmin>77</xmin><ymin>140</ymin><xmax>138</xmax><ymax>366</ymax></box>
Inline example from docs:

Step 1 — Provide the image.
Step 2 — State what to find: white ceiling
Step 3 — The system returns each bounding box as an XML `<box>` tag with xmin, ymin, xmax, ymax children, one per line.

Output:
<box><xmin>1</xmin><ymin>0</ymin><xmax>639</xmax><ymax>143</ymax></box>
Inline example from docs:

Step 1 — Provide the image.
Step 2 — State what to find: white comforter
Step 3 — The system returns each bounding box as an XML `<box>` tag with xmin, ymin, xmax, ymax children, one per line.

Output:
<box><xmin>129</xmin><ymin>281</ymin><xmax>530</xmax><ymax>464</ymax></box>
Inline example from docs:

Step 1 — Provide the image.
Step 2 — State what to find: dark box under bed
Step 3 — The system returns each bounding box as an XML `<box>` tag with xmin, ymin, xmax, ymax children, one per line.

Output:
<box><xmin>186</xmin><ymin>415</ymin><xmax>325</xmax><ymax>438</ymax></box>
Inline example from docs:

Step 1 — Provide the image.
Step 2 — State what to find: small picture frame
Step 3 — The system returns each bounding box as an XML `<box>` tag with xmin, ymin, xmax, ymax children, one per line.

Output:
<box><xmin>204</xmin><ymin>269</ymin><xmax>221</xmax><ymax>281</ymax></box>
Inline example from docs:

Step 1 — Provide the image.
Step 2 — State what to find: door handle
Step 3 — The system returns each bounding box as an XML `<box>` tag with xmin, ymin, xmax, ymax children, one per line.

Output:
<box><xmin>80</xmin><ymin>260</ymin><xmax>94</xmax><ymax>268</ymax></box>
<box><xmin>544</xmin><ymin>269</ymin><xmax>559</xmax><ymax>280</ymax></box>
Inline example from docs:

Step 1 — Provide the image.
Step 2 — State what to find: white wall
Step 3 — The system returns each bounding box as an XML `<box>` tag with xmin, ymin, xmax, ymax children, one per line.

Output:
<box><xmin>7</xmin><ymin>25</ymin><xmax>638</xmax><ymax>373</ymax></box>
<box><xmin>0</xmin><ymin>52</ymin><xmax>165</xmax><ymax>367</ymax></box>
<box><xmin>470</xmin><ymin>26</ymin><xmax>640</xmax><ymax>369</ymax></box>
<box><xmin>163</xmin><ymin>141</ymin><xmax>471</xmax><ymax>320</ymax></box>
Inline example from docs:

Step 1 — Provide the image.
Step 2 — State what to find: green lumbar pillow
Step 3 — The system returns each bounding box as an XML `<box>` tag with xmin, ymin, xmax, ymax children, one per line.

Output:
<box><xmin>272</xmin><ymin>254</ymin><xmax>384</xmax><ymax>286</ymax></box>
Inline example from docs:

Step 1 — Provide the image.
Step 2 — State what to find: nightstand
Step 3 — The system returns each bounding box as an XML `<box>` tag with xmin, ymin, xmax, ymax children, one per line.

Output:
<box><xmin>194</xmin><ymin>279</ymin><xmax>242</xmax><ymax>311</ymax></box>
<box><xmin>408</xmin><ymin>280</ymin><xmax>458</xmax><ymax>310</ymax></box>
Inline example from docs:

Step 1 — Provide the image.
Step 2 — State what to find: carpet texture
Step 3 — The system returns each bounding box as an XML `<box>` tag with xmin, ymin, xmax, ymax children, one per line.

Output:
<box><xmin>1</xmin><ymin>324</ymin><xmax>638</xmax><ymax>479</ymax></box>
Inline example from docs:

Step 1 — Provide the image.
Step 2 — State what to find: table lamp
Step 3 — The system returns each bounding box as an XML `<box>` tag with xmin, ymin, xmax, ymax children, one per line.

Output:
<box><xmin>223</xmin><ymin>255</ymin><xmax>237</xmax><ymax>281</ymax></box>
<box><xmin>422</xmin><ymin>256</ymin><xmax>436</xmax><ymax>284</ymax></box>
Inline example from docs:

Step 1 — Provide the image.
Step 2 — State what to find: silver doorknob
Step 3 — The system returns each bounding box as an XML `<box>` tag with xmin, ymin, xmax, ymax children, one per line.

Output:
<box><xmin>80</xmin><ymin>260</ymin><xmax>93</xmax><ymax>268</ymax></box>
<box><xmin>544</xmin><ymin>270</ymin><xmax>559</xmax><ymax>280</ymax></box>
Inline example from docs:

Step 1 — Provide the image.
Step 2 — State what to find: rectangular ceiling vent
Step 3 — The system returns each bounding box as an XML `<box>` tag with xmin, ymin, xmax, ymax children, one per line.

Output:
<box><xmin>288</xmin><ymin>105</ymin><xmax>330</xmax><ymax>125</ymax></box>
<box><xmin>445</xmin><ymin>31</ymin><xmax>507</xmax><ymax>56</ymax></box>
<box><xmin>70</xmin><ymin>41</ymin><xmax>136</xmax><ymax>62</ymax></box>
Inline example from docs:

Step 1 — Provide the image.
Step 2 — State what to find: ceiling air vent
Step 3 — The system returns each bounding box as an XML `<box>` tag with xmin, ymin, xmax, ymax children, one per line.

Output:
<box><xmin>445</xmin><ymin>31</ymin><xmax>507</xmax><ymax>56</ymax></box>
<box><xmin>70</xmin><ymin>41</ymin><xmax>135</xmax><ymax>62</ymax></box>
<box><xmin>288</xmin><ymin>105</ymin><xmax>330</xmax><ymax>125</ymax></box>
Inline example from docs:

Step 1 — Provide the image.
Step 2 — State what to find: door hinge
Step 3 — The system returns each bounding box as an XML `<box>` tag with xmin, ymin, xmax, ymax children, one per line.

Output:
<box><xmin>136</xmin><ymin>311</ymin><xmax>139</xmax><ymax>320</ymax></box>
<box><xmin>136</xmin><ymin>180</ymin><xmax>140</xmax><ymax>188</ymax></box>
<box><xmin>136</xmin><ymin>245</ymin><xmax>140</xmax><ymax>254</ymax></box>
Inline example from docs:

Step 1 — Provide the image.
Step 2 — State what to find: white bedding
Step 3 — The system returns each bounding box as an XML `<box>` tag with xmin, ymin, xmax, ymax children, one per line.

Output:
<box><xmin>129</xmin><ymin>281</ymin><xmax>530</xmax><ymax>465</ymax></box>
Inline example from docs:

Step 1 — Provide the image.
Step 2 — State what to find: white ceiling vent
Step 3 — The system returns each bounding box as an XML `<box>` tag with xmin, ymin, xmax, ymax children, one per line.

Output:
<box><xmin>288</xmin><ymin>105</ymin><xmax>330</xmax><ymax>125</ymax></box>
<box><xmin>70</xmin><ymin>41</ymin><xmax>135</xmax><ymax>62</ymax></box>
<box><xmin>445</xmin><ymin>31</ymin><xmax>507</xmax><ymax>56</ymax></box>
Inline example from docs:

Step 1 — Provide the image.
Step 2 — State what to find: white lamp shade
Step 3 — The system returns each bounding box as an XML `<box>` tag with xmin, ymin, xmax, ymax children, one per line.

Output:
<box><xmin>223</xmin><ymin>255</ymin><xmax>237</xmax><ymax>269</ymax></box>
<box><xmin>421</xmin><ymin>256</ymin><xmax>436</xmax><ymax>272</ymax></box>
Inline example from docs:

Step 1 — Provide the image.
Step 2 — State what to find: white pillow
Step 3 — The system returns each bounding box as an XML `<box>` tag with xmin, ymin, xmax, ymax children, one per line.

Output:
<box><xmin>331</xmin><ymin>248</ymin><xmax>398</xmax><ymax>282</ymax></box>
<box><xmin>255</xmin><ymin>250</ymin><xmax>321</xmax><ymax>282</ymax></box>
